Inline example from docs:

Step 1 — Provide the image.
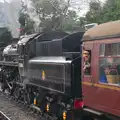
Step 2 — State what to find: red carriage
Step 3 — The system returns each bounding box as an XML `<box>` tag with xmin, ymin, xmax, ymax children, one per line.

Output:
<box><xmin>82</xmin><ymin>20</ymin><xmax>120</xmax><ymax>119</ymax></box>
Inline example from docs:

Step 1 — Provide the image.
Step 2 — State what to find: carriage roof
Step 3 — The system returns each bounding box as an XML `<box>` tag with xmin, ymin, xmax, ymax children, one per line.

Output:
<box><xmin>83</xmin><ymin>20</ymin><xmax>120</xmax><ymax>41</ymax></box>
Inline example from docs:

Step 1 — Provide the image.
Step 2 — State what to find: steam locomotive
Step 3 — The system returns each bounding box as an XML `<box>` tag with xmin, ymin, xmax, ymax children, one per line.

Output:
<box><xmin>0</xmin><ymin>31</ymin><xmax>85</xmax><ymax>120</ymax></box>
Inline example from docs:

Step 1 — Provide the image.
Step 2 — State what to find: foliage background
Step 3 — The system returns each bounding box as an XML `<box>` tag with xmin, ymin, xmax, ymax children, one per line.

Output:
<box><xmin>19</xmin><ymin>0</ymin><xmax>120</xmax><ymax>35</ymax></box>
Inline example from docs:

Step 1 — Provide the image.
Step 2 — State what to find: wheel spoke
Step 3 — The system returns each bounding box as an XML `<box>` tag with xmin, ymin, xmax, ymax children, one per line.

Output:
<box><xmin>24</xmin><ymin>91</ymin><xmax>31</xmax><ymax>105</ymax></box>
<box><xmin>13</xmin><ymin>87</ymin><xmax>20</xmax><ymax>99</ymax></box>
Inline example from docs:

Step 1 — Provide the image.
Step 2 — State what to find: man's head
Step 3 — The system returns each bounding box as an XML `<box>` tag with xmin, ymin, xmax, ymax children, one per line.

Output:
<box><xmin>83</xmin><ymin>50</ymin><xmax>89</xmax><ymax>57</ymax></box>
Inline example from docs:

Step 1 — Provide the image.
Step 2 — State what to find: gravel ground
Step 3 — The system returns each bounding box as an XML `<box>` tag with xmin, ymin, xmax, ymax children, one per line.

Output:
<box><xmin>0</xmin><ymin>92</ymin><xmax>44</xmax><ymax>120</ymax></box>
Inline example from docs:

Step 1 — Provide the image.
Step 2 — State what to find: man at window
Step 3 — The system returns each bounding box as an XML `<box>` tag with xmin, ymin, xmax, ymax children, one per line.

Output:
<box><xmin>83</xmin><ymin>50</ymin><xmax>91</xmax><ymax>75</ymax></box>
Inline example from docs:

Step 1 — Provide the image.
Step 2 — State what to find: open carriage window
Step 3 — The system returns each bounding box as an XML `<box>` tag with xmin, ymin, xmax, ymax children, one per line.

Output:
<box><xmin>99</xmin><ymin>43</ymin><xmax>120</xmax><ymax>85</ymax></box>
<box><xmin>83</xmin><ymin>50</ymin><xmax>91</xmax><ymax>75</ymax></box>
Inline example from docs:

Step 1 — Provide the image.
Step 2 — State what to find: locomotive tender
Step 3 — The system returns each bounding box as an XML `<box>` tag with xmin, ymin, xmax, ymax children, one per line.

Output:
<box><xmin>0</xmin><ymin>31</ymin><xmax>85</xmax><ymax>120</ymax></box>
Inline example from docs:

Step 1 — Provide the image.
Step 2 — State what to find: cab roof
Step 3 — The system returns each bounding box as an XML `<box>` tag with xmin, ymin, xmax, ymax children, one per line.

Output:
<box><xmin>83</xmin><ymin>20</ymin><xmax>120</xmax><ymax>41</ymax></box>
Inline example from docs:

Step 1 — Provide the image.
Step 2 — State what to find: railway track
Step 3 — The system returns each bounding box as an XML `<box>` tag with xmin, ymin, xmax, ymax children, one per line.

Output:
<box><xmin>0</xmin><ymin>91</ymin><xmax>40</xmax><ymax>120</ymax></box>
<box><xmin>0</xmin><ymin>90</ymin><xmax>56</xmax><ymax>120</ymax></box>
<box><xmin>0</xmin><ymin>111</ymin><xmax>11</xmax><ymax>120</ymax></box>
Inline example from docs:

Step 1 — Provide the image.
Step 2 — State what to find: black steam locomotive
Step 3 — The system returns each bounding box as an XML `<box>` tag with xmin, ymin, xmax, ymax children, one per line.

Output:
<box><xmin>0</xmin><ymin>31</ymin><xmax>84</xmax><ymax>120</ymax></box>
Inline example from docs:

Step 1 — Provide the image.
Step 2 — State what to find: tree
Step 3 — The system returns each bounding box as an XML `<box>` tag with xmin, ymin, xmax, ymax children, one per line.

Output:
<box><xmin>0</xmin><ymin>27</ymin><xmax>13</xmax><ymax>47</ymax></box>
<box><xmin>85</xmin><ymin>0</ymin><xmax>120</xmax><ymax>24</ymax></box>
<box><xmin>100</xmin><ymin>0</ymin><xmax>120</xmax><ymax>23</ymax></box>
<box><xmin>30</xmin><ymin>0</ymin><xmax>80</xmax><ymax>31</ymax></box>
<box><xmin>79</xmin><ymin>17</ymin><xmax>86</xmax><ymax>27</ymax></box>
<box><xmin>18</xmin><ymin>1</ymin><xmax>35</xmax><ymax>35</ymax></box>
<box><xmin>62</xmin><ymin>10</ymin><xmax>78</xmax><ymax>31</ymax></box>
<box><xmin>25</xmin><ymin>15</ymin><xmax>35</xmax><ymax>34</ymax></box>
<box><xmin>85</xmin><ymin>0</ymin><xmax>102</xmax><ymax>24</ymax></box>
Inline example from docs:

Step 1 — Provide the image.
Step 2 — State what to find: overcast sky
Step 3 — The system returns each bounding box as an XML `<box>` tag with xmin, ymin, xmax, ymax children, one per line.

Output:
<box><xmin>0</xmin><ymin>0</ymin><xmax>12</xmax><ymax>3</ymax></box>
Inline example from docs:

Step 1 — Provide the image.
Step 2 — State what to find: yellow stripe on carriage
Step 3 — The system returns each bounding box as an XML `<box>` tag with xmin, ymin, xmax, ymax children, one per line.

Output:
<box><xmin>82</xmin><ymin>81</ymin><xmax>120</xmax><ymax>91</ymax></box>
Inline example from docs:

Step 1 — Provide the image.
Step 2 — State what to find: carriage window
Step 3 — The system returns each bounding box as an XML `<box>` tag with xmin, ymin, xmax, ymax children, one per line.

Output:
<box><xmin>99</xmin><ymin>43</ymin><xmax>120</xmax><ymax>86</ymax></box>
<box><xmin>105</xmin><ymin>43</ymin><xmax>117</xmax><ymax>56</ymax></box>
<box><xmin>100</xmin><ymin>43</ymin><xmax>119</xmax><ymax>56</ymax></box>
<box><xmin>83</xmin><ymin>50</ymin><xmax>91</xmax><ymax>75</ymax></box>
<box><xmin>99</xmin><ymin>44</ymin><xmax>105</xmax><ymax>56</ymax></box>
<box><xmin>117</xmin><ymin>43</ymin><xmax>120</xmax><ymax>55</ymax></box>
<box><xmin>99</xmin><ymin>58</ymin><xmax>120</xmax><ymax>85</ymax></box>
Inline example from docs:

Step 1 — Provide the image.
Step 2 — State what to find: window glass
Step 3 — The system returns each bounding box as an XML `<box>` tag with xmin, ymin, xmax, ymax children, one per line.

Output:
<box><xmin>99</xmin><ymin>43</ymin><xmax>120</xmax><ymax>85</ymax></box>
<box><xmin>99</xmin><ymin>57</ymin><xmax>120</xmax><ymax>85</ymax></box>
<box><xmin>105</xmin><ymin>43</ymin><xmax>117</xmax><ymax>56</ymax></box>
<box><xmin>100</xmin><ymin>43</ymin><xmax>120</xmax><ymax>56</ymax></box>
<box><xmin>117</xmin><ymin>43</ymin><xmax>120</xmax><ymax>55</ymax></box>
<box><xmin>99</xmin><ymin>44</ymin><xmax>105</xmax><ymax>56</ymax></box>
<box><xmin>112</xmin><ymin>43</ymin><xmax>118</xmax><ymax>55</ymax></box>
<box><xmin>83</xmin><ymin>50</ymin><xmax>91</xmax><ymax>75</ymax></box>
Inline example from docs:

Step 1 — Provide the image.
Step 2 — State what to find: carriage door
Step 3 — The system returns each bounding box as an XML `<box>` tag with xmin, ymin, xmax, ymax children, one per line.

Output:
<box><xmin>82</xmin><ymin>42</ymin><xmax>93</xmax><ymax>84</ymax></box>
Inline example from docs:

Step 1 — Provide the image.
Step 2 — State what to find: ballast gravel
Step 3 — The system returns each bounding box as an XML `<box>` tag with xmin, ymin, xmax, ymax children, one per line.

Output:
<box><xmin>0</xmin><ymin>92</ymin><xmax>45</xmax><ymax>120</ymax></box>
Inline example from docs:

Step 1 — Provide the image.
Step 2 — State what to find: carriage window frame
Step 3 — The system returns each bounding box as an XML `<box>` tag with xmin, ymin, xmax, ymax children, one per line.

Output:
<box><xmin>99</xmin><ymin>43</ymin><xmax>120</xmax><ymax>86</ymax></box>
<box><xmin>99</xmin><ymin>43</ymin><xmax>120</xmax><ymax>57</ymax></box>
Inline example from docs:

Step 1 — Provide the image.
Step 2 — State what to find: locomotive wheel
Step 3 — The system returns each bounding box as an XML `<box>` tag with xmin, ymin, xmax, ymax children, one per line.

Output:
<box><xmin>6</xmin><ymin>82</ymin><xmax>14</xmax><ymax>96</ymax></box>
<box><xmin>23</xmin><ymin>91</ymin><xmax>31</xmax><ymax>105</ymax></box>
<box><xmin>13</xmin><ymin>86</ymin><xmax>20</xmax><ymax>99</ymax></box>
<box><xmin>0</xmin><ymin>82</ymin><xmax>5</xmax><ymax>92</ymax></box>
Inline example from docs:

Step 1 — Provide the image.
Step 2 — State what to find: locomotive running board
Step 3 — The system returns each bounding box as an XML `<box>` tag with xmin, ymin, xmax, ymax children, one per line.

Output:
<box><xmin>83</xmin><ymin>108</ymin><xmax>103</xmax><ymax>116</ymax></box>
<box><xmin>0</xmin><ymin>111</ymin><xmax>11</xmax><ymax>120</ymax></box>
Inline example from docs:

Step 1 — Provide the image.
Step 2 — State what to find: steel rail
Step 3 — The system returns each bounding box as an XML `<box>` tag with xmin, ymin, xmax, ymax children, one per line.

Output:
<box><xmin>0</xmin><ymin>111</ymin><xmax>11</xmax><ymax>120</ymax></box>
